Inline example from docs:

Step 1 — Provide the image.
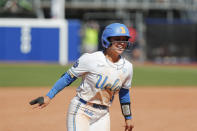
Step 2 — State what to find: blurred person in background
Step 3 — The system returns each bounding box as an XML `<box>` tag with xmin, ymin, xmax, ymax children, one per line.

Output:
<box><xmin>2</xmin><ymin>0</ymin><xmax>19</xmax><ymax>13</ymax></box>
<box><xmin>81</xmin><ymin>21</ymin><xmax>99</xmax><ymax>53</ymax></box>
<box><xmin>128</xmin><ymin>26</ymin><xmax>141</xmax><ymax>63</ymax></box>
<box><xmin>0</xmin><ymin>0</ymin><xmax>43</xmax><ymax>18</ymax></box>
<box><xmin>2</xmin><ymin>0</ymin><xmax>32</xmax><ymax>13</ymax></box>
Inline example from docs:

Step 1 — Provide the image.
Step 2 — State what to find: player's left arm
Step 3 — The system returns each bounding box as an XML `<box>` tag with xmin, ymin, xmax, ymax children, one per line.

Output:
<box><xmin>119</xmin><ymin>62</ymin><xmax>133</xmax><ymax>119</ymax></box>
<box><xmin>119</xmin><ymin>62</ymin><xmax>134</xmax><ymax>130</ymax></box>
<box><xmin>119</xmin><ymin>88</ymin><xmax>134</xmax><ymax>131</ymax></box>
<box><xmin>119</xmin><ymin>88</ymin><xmax>132</xmax><ymax>120</ymax></box>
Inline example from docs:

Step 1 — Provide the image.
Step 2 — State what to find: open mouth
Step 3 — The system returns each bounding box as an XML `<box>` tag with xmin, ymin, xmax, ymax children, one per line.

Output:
<box><xmin>116</xmin><ymin>47</ymin><xmax>125</xmax><ymax>51</ymax></box>
<box><xmin>115</xmin><ymin>45</ymin><xmax>126</xmax><ymax>51</ymax></box>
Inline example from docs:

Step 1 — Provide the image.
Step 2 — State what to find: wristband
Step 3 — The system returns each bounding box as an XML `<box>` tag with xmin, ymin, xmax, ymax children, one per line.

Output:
<box><xmin>121</xmin><ymin>103</ymin><xmax>132</xmax><ymax>119</ymax></box>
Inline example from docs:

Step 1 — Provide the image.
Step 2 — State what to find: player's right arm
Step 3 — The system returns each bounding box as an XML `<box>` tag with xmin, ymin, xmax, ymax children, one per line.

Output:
<box><xmin>46</xmin><ymin>71</ymin><xmax>77</xmax><ymax>99</ymax></box>
<box><xmin>46</xmin><ymin>52</ymin><xmax>91</xmax><ymax>100</ymax></box>
<box><xmin>29</xmin><ymin>53</ymin><xmax>90</xmax><ymax>109</ymax></box>
<box><xmin>29</xmin><ymin>71</ymin><xmax>77</xmax><ymax>109</ymax></box>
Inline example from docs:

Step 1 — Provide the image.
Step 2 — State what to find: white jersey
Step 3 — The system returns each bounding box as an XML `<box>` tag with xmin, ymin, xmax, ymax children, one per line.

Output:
<box><xmin>68</xmin><ymin>51</ymin><xmax>133</xmax><ymax>107</ymax></box>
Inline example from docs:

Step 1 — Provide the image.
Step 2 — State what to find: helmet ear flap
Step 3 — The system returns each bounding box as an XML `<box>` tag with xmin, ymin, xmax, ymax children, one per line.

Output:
<box><xmin>102</xmin><ymin>36</ymin><xmax>110</xmax><ymax>48</ymax></box>
<box><xmin>102</xmin><ymin>40</ymin><xmax>107</xmax><ymax>48</ymax></box>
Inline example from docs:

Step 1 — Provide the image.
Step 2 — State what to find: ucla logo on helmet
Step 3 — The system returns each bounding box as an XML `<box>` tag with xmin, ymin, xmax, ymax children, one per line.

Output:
<box><xmin>120</xmin><ymin>27</ymin><xmax>126</xmax><ymax>33</ymax></box>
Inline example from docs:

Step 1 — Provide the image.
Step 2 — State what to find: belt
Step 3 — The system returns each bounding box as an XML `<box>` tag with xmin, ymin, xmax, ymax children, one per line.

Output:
<box><xmin>79</xmin><ymin>98</ymin><xmax>108</xmax><ymax>110</ymax></box>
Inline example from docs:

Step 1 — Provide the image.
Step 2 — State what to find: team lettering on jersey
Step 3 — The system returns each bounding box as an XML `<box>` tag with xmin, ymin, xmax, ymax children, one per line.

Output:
<box><xmin>96</xmin><ymin>74</ymin><xmax>121</xmax><ymax>91</ymax></box>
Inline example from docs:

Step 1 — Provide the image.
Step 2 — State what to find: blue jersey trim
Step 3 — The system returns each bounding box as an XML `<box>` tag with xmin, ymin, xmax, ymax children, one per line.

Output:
<box><xmin>46</xmin><ymin>72</ymin><xmax>77</xmax><ymax>99</ymax></box>
<box><xmin>73</xmin><ymin>102</ymin><xmax>81</xmax><ymax>131</ymax></box>
<box><xmin>68</xmin><ymin>69</ymin><xmax>78</xmax><ymax>77</ymax></box>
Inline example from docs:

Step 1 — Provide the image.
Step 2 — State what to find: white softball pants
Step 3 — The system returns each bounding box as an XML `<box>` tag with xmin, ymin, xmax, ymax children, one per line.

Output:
<box><xmin>66</xmin><ymin>96</ymin><xmax>110</xmax><ymax>131</ymax></box>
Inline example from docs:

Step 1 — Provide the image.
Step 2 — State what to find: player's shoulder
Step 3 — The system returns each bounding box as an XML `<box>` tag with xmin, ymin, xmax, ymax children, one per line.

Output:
<box><xmin>123</xmin><ymin>58</ymin><xmax>133</xmax><ymax>70</ymax></box>
<box><xmin>80</xmin><ymin>51</ymin><xmax>104</xmax><ymax>60</ymax></box>
<box><xmin>88</xmin><ymin>51</ymin><xmax>104</xmax><ymax>57</ymax></box>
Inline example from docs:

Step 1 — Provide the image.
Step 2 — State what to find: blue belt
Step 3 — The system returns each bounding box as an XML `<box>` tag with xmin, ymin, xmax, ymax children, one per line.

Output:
<box><xmin>79</xmin><ymin>98</ymin><xmax>108</xmax><ymax>110</ymax></box>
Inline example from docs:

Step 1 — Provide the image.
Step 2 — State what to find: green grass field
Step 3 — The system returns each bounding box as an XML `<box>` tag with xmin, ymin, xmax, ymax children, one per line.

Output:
<box><xmin>0</xmin><ymin>63</ymin><xmax>197</xmax><ymax>87</ymax></box>
<box><xmin>0</xmin><ymin>63</ymin><xmax>81</xmax><ymax>87</ymax></box>
<box><xmin>132</xmin><ymin>65</ymin><xmax>197</xmax><ymax>86</ymax></box>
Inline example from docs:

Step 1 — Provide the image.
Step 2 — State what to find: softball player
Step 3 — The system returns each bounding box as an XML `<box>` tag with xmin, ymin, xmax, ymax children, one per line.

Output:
<box><xmin>30</xmin><ymin>23</ymin><xmax>134</xmax><ymax>131</ymax></box>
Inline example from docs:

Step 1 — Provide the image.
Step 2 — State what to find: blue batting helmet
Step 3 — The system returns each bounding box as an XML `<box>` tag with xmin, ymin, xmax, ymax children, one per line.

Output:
<box><xmin>101</xmin><ymin>23</ymin><xmax>130</xmax><ymax>48</ymax></box>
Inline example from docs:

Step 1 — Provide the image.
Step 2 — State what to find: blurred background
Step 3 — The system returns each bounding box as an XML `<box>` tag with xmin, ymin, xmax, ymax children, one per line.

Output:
<box><xmin>0</xmin><ymin>0</ymin><xmax>197</xmax><ymax>87</ymax></box>
<box><xmin>0</xmin><ymin>0</ymin><xmax>197</xmax><ymax>64</ymax></box>
<box><xmin>1</xmin><ymin>2</ymin><xmax>197</xmax><ymax>131</ymax></box>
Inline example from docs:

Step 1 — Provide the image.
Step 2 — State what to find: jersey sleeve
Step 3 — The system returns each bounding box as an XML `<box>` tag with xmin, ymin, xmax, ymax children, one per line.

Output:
<box><xmin>46</xmin><ymin>72</ymin><xmax>77</xmax><ymax>99</ymax></box>
<box><xmin>68</xmin><ymin>53</ymin><xmax>90</xmax><ymax>77</ymax></box>
<box><xmin>122</xmin><ymin>63</ymin><xmax>133</xmax><ymax>89</ymax></box>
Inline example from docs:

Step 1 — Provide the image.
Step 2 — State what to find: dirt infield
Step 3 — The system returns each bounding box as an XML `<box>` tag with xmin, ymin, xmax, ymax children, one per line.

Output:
<box><xmin>0</xmin><ymin>87</ymin><xmax>197</xmax><ymax>131</ymax></box>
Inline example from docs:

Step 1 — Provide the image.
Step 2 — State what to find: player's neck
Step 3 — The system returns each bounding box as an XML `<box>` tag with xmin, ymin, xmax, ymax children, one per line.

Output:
<box><xmin>104</xmin><ymin>50</ymin><xmax>120</xmax><ymax>63</ymax></box>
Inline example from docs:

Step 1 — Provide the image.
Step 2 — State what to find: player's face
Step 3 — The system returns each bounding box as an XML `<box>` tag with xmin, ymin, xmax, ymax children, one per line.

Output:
<box><xmin>109</xmin><ymin>36</ymin><xmax>129</xmax><ymax>54</ymax></box>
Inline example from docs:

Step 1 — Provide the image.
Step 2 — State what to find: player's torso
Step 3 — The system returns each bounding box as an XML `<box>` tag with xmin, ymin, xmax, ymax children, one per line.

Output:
<box><xmin>85</xmin><ymin>57</ymin><xmax>126</xmax><ymax>92</ymax></box>
<box><xmin>73</xmin><ymin>51</ymin><xmax>131</xmax><ymax>106</ymax></box>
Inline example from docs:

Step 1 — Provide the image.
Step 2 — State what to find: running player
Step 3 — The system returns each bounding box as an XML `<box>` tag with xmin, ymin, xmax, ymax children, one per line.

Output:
<box><xmin>30</xmin><ymin>23</ymin><xmax>134</xmax><ymax>131</ymax></box>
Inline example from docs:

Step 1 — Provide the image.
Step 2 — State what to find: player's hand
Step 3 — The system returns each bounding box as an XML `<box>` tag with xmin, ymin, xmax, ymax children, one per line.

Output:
<box><xmin>124</xmin><ymin>119</ymin><xmax>134</xmax><ymax>131</ymax></box>
<box><xmin>29</xmin><ymin>96</ymin><xmax>51</xmax><ymax>109</ymax></box>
